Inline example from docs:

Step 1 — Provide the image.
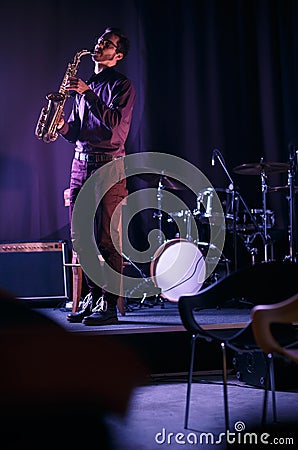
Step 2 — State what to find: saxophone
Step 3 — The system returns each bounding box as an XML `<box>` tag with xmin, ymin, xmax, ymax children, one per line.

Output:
<box><xmin>35</xmin><ymin>49</ymin><xmax>91</xmax><ymax>143</ymax></box>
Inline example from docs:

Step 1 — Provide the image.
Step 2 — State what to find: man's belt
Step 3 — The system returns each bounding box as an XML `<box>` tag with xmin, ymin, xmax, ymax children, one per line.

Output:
<box><xmin>74</xmin><ymin>151</ymin><xmax>117</xmax><ymax>163</ymax></box>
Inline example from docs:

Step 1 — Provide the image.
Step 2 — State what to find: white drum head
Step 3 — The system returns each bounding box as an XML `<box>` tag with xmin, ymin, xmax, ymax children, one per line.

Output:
<box><xmin>150</xmin><ymin>238</ymin><xmax>206</xmax><ymax>302</ymax></box>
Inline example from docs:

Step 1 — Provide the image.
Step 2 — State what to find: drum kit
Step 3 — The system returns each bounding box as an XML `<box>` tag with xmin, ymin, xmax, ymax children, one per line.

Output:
<box><xmin>125</xmin><ymin>148</ymin><xmax>298</xmax><ymax>304</ymax></box>
<box><xmin>232</xmin><ymin>160</ymin><xmax>288</xmax><ymax>265</ymax></box>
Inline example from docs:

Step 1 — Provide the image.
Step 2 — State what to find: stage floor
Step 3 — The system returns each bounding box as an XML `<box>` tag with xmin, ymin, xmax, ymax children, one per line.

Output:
<box><xmin>34</xmin><ymin>298</ymin><xmax>297</xmax><ymax>379</ymax></box>
<box><xmin>36</xmin><ymin>299</ymin><xmax>251</xmax><ymax>336</ymax></box>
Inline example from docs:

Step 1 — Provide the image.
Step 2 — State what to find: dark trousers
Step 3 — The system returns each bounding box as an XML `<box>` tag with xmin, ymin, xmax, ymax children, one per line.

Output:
<box><xmin>69</xmin><ymin>157</ymin><xmax>127</xmax><ymax>307</ymax></box>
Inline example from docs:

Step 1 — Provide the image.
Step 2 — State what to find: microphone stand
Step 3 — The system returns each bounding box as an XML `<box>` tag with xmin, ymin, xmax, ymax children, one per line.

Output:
<box><xmin>212</xmin><ymin>149</ymin><xmax>261</xmax><ymax>269</ymax></box>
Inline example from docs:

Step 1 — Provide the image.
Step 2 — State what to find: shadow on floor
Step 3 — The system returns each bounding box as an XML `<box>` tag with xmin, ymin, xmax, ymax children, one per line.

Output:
<box><xmin>105</xmin><ymin>374</ymin><xmax>298</xmax><ymax>450</ymax></box>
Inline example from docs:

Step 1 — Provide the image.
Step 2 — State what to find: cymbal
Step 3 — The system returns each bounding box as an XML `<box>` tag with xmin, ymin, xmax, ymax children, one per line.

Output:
<box><xmin>269</xmin><ymin>185</ymin><xmax>298</xmax><ymax>193</ymax></box>
<box><xmin>233</xmin><ymin>162</ymin><xmax>289</xmax><ymax>175</ymax></box>
<box><xmin>136</xmin><ymin>173</ymin><xmax>186</xmax><ymax>190</ymax></box>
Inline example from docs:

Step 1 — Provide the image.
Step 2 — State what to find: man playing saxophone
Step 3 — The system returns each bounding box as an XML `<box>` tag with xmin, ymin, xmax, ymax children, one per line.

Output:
<box><xmin>57</xmin><ymin>27</ymin><xmax>136</xmax><ymax>326</ymax></box>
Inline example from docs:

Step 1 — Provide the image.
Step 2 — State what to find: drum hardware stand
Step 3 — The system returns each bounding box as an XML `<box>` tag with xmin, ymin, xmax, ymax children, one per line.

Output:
<box><xmin>286</xmin><ymin>145</ymin><xmax>298</xmax><ymax>262</ymax></box>
<box><xmin>184</xmin><ymin>209</ymin><xmax>193</xmax><ymax>242</ymax></box>
<box><xmin>233</xmin><ymin>158</ymin><xmax>288</xmax><ymax>264</ymax></box>
<box><xmin>143</xmin><ymin>170</ymin><xmax>187</xmax><ymax>245</ymax></box>
<box><xmin>260</xmin><ymin>161</ymin><xmax>274</xmax><ymax>262</ymax></box>
<box><xmin>121</xmin><ymin>252</ymin><xmax>163</xmax><ymax>310</ymax></box>
<box><xmin>152</xmin><ymin>173</ymin><xmax>165</xmax><ymax>246</ymax></box>
<box><xmin>237</xmin><ymin>232</ymin><xmax>262</xmax><ymax>266</ymax></box>
<box><xmin>168</xmin><ymin>209</ymin><xmax>194</xmax><ymax>241</ymax></box>
<box><xmin>228</xmin><ymin>190</ymin><xmax>266</xmax><ymax>265</ymax></box>
<box><xmin>153</xmin><ymin>173</ymin><xmax>191</xmax><ymax>243</ymax></box>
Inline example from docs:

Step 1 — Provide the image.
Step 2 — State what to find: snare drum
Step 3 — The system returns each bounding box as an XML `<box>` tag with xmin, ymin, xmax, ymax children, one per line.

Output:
<box><xmin>150</xmin><ymin>238</ymin><xmax>229</xmax><ymax>301</ymax></box>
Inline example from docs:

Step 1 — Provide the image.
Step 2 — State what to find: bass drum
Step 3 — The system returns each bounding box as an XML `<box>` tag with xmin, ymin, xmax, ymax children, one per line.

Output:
<box><xmin>150</xmin><ymin>238</ymin><xmax>229</xmax><ymax>302</ymax></box>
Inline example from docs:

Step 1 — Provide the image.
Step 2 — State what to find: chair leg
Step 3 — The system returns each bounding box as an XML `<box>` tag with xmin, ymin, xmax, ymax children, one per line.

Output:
<box><xmin>268</xmin><ymin>353</ymin><xmax>277</xmax><ymax>423</ymax></box>
<box><xmin>261</xmin><ymin>379</ymin><xmax>268</xmax><ymax>425</ymax></box>
<box><xmin>185</xmin><ymin>334</ymin><xmax>196</xmax><ymax>429</ymax></box>
<box><xmin>262</xmin><ymin>353</ymin><xmax>277</xmax><ymax>425</ymax></box>
<box><xmin>221</xmin><ymin>342</ymin><xmax>230</xmax><ymax>431</ymax></box>
<box><xmin>71</xmin><ymin>252</ymin><xmax>82</xmax><ymax>313</ymax></box>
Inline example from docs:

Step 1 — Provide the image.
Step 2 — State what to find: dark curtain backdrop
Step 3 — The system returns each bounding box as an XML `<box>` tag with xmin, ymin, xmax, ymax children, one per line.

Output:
<box><xmin>1</xmin><ymin>0</ymin><xmax>298</xmax><ymax>263</ymax></box>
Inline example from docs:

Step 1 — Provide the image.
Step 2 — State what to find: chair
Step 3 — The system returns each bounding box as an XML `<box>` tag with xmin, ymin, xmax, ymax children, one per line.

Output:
<box><xmin>251</xmin><ymin>293</ymin><xmax>298</xmax><ymax>423</ymax></box>
<box><xmin>251</xmin><ymin>293</ymin><xmax>298</xmax><ymax>363</ymax></box>
<box><xmin>64</xmin><ymin>188</ymin><xmax>83</xmax><ymax>313</ymax></box>
<box><xmin>178</xmin><ymin>260</ymin><xmax>298</xmax><ymax>431</ymax></box>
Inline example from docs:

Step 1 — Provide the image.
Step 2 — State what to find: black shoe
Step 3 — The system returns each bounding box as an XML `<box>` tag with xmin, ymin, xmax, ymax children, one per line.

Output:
<box><xmin>82</xmin><ymin>297</ymin><xmax>118</xmax><ymax>326</ymax></box>
<box><xmin>67</xmin><ymin>293</ymin><xmax>94</xmax><ymax>323</ymax></box>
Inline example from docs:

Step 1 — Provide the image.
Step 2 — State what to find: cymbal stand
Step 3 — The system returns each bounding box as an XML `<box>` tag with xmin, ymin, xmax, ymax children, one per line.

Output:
<box><xmin>185</xmin><ymin>210</ymin><xmax>192</xmax><ymax>241</ymax></box>
<box><xmin>287</xmin><ymin>145</ymin><xmax>298</xmax><ymax>262</ymax></box>
<box><xmin>153</xmin><ymin>174</ymin><xmax>164</xmax><ymax>246</ymax></box>
<box><xmin>260</xmin><ymin>168</ymin><xmax>274</xmax><ymax>262</ymax></box>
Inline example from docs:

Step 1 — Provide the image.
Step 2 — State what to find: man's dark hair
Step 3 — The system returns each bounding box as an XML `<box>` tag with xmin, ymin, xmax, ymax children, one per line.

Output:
<box><xmin>104</xmin><ymin>27</ymin><xmax>130</xmax><ymax>58</ymax></box>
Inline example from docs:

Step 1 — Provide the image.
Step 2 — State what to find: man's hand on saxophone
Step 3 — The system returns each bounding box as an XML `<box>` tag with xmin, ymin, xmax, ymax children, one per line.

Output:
<box><xmin>65</xmin><ymin>76</ymin><xmax>91</xmax><ymax>95</ymax></box>
<box><xmin>58</xmin><ymin>76</ymin><xmax>91</xmax><ymax>135</ymax></box>
<box><xmin>57</xmin><ymin>118</ymin><xmax>68</xmax><ymax>134</ymax></box>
